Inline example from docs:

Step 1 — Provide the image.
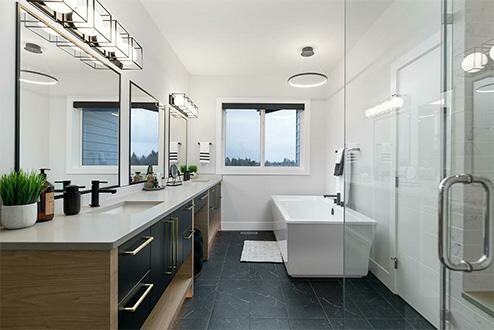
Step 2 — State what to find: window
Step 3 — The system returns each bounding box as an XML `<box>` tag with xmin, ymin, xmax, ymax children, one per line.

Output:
<box><xmin>218</xmin><ymin>100</ymin><xmax>310</xmax><ymax>175</ymax></box>
<box><xmin>81</xmin><ymin>107</ymin><xmax>119</xmax><ymax>166</ymax></box>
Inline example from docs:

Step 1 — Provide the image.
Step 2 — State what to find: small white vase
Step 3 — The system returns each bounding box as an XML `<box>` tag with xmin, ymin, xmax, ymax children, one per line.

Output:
<box><xmin>1</xmin><ymin>203</ymin><xmax>38</xmax><ymax>229</ymax></box>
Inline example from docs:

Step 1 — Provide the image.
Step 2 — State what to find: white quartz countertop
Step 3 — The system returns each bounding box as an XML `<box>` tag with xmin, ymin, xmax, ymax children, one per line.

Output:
<box><xmin>0</xmin><ymin>176</ymin><xmax>221</xmax><ymax>250</ymax></box>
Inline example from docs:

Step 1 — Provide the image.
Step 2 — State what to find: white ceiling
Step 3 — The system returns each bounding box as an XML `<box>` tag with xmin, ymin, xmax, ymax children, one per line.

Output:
<box><xmin>140</xmin><ymin>0</ymin><xmax>346</xmax><ymax>76</ymax></box>
<box><xmin>140</xmin><ymin>0</ymin><xmax>393</xmax><ymax>77</ymax></box>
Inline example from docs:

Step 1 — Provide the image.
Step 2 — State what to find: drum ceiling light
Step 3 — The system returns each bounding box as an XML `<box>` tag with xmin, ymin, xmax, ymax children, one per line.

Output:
<box><xmin>27</xmin><ymin>0</ymin><xmax>143</xmax><ymax>70</ymax></box>
<box><xmin>288</xmin><ymin>46</ymin><xmax>328</xmax><ymax>88</ymax></box>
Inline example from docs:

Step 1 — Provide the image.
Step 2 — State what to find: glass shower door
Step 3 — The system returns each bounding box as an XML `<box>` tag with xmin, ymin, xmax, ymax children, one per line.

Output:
<box><xmin>440</xmin><ymin>0</ymin><xmax>494</xmax><ymax>329</ymax></box>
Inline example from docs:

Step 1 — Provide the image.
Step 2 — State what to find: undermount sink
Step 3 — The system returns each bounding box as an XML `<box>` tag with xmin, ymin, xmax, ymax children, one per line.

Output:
<box><xmin>92</xmin><ymin>201</ymin><xmax>162</xmax><ymax>215</ymax></box>
<box><xmin>190</xmin><ymin>179</ymin><xmax>210</xmax><ymax>183</ymax></box>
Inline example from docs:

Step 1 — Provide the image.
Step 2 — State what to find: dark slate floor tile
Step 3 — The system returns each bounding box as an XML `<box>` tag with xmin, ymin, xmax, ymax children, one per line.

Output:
<box><xmin>178</xmin><ymin>285</ymin><xmax>217</xmax><ymax>320</ymax></box>
<box><xmin>281</xmin><ymin>279</ymin><xmax>317</xmax><ymax>300</ymax></box>
<box><xmin>329</xmin><ymin>318</ymin><xmax>373</xmax><ymax>330</ymax></box>
<box><xmin>353</xmin><ymin>295</ymin><xmax>402</xmax><ymax>319</ymax></box>
<box><xmin>406</xmin><ymin>318</ymin><xmax>436</xmax><ymax>330</ymax></box>
<box><xmin>212</xmin><ymin>292</ymin><xmax>251</xmax><ymax>319</ymax></box>
<box><xmin>172</xmin><ymin>318</ymin><xmax>209</xmax><ymax>330</ymax></box>
<box><xmin>208</xmin><ymin>318</ymin><xmax>250</xmax><ymax>330</ymax></box>
<box><xmin>285</xmin><ymin>297</ymin><xmax>327</xmax><ymax>319</ymax></box>
<box><xmin>249</xmin><ymin>262</ymin><xmax>285</xmax><ymax>281</ymax></box>
<box><xmin>250</xmin><ymin>318</ymin><xmax>290</xmax><ymax>330</ymax></box>
<box><xmin>221</xmin><ymin>259</ymin><xmax>254</xmax><ymax>279</ymax></box>
<box><xmin>289</xmin><ymin>318</ymin><xmax>333</xmax><ymax>329</ymax></box>
<box><xmin>249</xmin><ymin>296</ymin><xmax>288</xmax><ymax>318</ymax></box>
<box><xmin>367</xmin><ymin>318</ymin><xmax>411</xmax><ymax>329</ymax></box>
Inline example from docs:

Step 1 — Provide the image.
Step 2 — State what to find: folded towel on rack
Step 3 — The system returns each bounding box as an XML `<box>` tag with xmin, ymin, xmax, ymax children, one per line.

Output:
<box><xmin>333</xmin><ymin>148</ymin><xmax>344</xmax><ymax>176</ymax></box>
<box><xmin>169</xmin><ymin>142</ymin><xmax>180</xmax><ymax>164</ymax></box>
<box><xmin>199</xmin><ymin>142</ymin><xmax>211</xmax><ymax>164</ymax></box>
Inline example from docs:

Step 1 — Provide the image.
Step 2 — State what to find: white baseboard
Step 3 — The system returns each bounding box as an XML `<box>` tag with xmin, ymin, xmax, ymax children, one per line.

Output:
<box><xmin>221</xmin><ymin>221</ymin><xmax>274</xmax><ymax>231</ymax></box>
<box><xmin>369</xmin><ymin>257</ymin><xmax>395</xmax><ymax>293</ymax></box>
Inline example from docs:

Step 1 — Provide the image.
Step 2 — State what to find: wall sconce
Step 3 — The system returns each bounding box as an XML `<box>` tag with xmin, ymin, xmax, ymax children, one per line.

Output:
<box><xmin>365</xmin><ymin>95</ymin><xmax>404</xmax><ymax>119</ymax></box>
<box><xmin>27</xmin><ymin>0</ymin><xmax>144</xmax><ymax>70</ymax></box>
<box><xmin>169</xmin><ymin>93</ymin><xmax>199</xmax><ymax>118</ymax></box>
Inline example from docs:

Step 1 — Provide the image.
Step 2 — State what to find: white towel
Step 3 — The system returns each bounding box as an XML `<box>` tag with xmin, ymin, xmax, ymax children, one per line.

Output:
<box><xmin>334</xmin><ymin>148</ymin><xmax>344</xmax><ymax>165</ymax></box>
<box><xmin>199</xmin><ymin>142</ymin><xmax>211</xmax><ymax>164</ymax></box>
<box><xmin>169</xmin><ymin>142</ymin><xmax>180</xmax><ymax>164</ymax></box>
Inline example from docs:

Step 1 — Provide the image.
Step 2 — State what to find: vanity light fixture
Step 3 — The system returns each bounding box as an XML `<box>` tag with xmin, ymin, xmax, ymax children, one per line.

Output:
<box><xmin>461</xmin><ymin>52</ymin><xmax>488</xmax><ymax>73</ymax></box>
<box><xmin>288</xmin><ymin>46</ymin><xmax>328</xmax><ymax>88</ymax></box>
<box><xmin>26</xmin><ymin>0</ymin><xmax>144</xmax><ymax>70</ymax></box>
<box><xmin>365</xmin><ymin>95</ymin><xmax>404</xmax><ymax>118</ymax></box>
<box><xmin>169</xmin><ymin>93</ymin><xmax>199</xmax><ymax>118</ymax></box>
<box><xmin>20</xmin><ymin>69</ymin><xmax>58</xmax><ymax>85</ymax></box>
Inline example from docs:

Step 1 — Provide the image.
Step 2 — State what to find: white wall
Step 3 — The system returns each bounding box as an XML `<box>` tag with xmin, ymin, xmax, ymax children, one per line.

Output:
<box><xmin>188</xmin><ymin>75</ymin><xmax>330</xmax><ymax>230</ymax></box>
<box><xmin>0</xmin><ymin>0</ymin><xmax>190</xmax><ymax>191</ymax></box>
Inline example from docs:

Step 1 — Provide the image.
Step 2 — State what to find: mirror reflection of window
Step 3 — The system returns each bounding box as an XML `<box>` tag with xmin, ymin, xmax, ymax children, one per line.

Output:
<box><xmin>129</xmin><ymin>83</ymin><xmax>162</xmax><ymax>184</ymax></box>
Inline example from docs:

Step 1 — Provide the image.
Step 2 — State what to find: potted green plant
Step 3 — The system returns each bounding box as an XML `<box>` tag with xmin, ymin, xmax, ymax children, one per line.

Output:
<box><xmin>0</xmin><ymin>170</ymin><xmax>45</xmax><ymax>229</ymax></box>
<box><xmin>188</xmin><ymin>165</ymin><xmax>198</xmax><ymax>178</ymax></box>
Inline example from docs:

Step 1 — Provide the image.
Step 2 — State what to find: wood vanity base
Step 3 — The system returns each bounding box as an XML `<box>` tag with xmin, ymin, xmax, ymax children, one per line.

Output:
<box><xmin>0</xmin><ymin>249</ymin><xmax>118</xmax><ymax>330</ymax></box>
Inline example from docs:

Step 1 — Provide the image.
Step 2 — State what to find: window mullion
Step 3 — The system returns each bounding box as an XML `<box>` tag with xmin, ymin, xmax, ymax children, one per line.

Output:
<box><xmin>260</xmin><ymin>109</ymin><xmax>265</xmax><ymax>168</ymax></box>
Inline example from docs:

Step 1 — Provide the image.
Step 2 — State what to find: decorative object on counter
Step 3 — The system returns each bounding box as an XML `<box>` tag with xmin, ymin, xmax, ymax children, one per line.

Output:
<box><xmin>188</xmin><ymin>165</ymin><xmax>198</xmax><ymax>178</ymax></box>
<box><xmin>133</xmin><ymin>171</ymin><xmax>143</xmax><ymax>183</ymax></box>
<box><xmin>180</xmin><ymin>165</ymin><xmax>191</xmax><ymax>182</ymax></box>
<box><xmin>169</xmin><ymin>93</ymin><xmax>199</xmax><ymax>118</ymax></box>
<box><xmin>37</xmin><ymin>168</ymin><xmax>55</xmax><ymax>222</ymax></box>
<box><xmin>199</xmin><ymin>142</ymin><xmax>212</xmax><ymax>164</ymax></box>
<box><xmin>25</xmin><ymin>0</ymin><xmax>143</xmax><ymax>70</ymax></box>
<box><xmin>63</xmin><ymin>185</ymin><xmax>85</xmax><ymax>215</ymax></box>
<box><xmin>143</xmin><ymin>166</ymin><xmax>164</xmax><ymax>191</ymax></box>
<box><xmin>0</xmin><ymin>170</ymin><xmax>45</xmax><ymax>229</ymax></box>
<box><xmin>167</xmin><ymin>164</ymin><xmax>183</xmax><ymax>186</ymax></box>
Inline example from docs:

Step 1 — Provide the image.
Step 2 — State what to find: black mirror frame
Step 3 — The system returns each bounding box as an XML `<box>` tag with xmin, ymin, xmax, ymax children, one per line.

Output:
<box><xmin>128</xmin><ymin>81</ymin><xmax>166</xmax><ymax>185</ymax></box>
<box><xmin>14</xmin><ymin>3</ymin><xmax>122</xmax><ymax>198</ymax></box>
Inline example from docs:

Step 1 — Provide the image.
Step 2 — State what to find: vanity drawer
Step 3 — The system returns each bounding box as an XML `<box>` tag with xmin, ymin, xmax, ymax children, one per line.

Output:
<box><xmin>180</xmin><ymin>202</ymin><xmax>194</xmax><ymax>262</ymax></box>
<box><xmin>194</xmin><ymin>192</ymin><xmax>209</xmax><ymax>211</ymax></box>
<box><xmin>118</xmin><ymin>228</ymin><xmax>152</xmax><ymax>302</ymax></box>
<box><xmin>118</xmin><ymin>272</ymin><xmax>153</xmax><ymax>330</ymax></box>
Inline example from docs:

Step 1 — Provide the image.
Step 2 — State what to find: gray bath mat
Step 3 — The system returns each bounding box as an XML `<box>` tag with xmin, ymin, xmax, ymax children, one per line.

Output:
<box><xmin>240</xmin><ymin>241</ymin><xmax>283</xmax><ymax>263</ymax></box>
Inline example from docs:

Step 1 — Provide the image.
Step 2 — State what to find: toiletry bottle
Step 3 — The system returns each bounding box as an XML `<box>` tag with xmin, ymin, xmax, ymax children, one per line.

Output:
<box><xmin>37</xmin><ymin>168</ymin><xmax>55</xmax><ymax>222</ymax></box>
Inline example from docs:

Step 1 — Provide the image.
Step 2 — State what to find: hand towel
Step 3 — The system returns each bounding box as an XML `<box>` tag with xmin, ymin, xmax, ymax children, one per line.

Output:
<box><xmin>169</xmin><ymin>141</ymin><xmax>180</xmax><ymax>164</ymax></box>
<box><xmin>333</xmin><ymin>148</ymin><xmax>344</xmax><ymax>176</ymax></box>
<box><xmin>199</xmin><ymin>142</ymin><xmax>211</xmax><ymax>164</ymax></box>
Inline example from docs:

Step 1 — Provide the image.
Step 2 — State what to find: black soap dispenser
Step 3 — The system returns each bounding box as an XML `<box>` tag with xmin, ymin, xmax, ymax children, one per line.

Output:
<box><xmin>63</xmin><ymin>185</ymin><xmax>85</xmax><ymax>216</ymax></box>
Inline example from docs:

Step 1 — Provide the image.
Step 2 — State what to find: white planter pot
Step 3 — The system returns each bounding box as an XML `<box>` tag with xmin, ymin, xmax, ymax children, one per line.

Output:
<box><xmin>1</xmin><ymin>203</ymin><xmax>38</xmax><ymax>229</ymax></box>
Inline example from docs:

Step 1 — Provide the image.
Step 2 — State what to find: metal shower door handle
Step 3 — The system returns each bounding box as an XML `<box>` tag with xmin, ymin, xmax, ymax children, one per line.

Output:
<box><xmin>438</xmin><ymin>174</ymin><xmax>493</xmax><ymax>272</ymax></box>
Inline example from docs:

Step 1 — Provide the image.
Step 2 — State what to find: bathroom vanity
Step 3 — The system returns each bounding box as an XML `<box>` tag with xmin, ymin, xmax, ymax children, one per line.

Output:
<box><xmin>0</xmin><ymin>177</ymin><xmax>222</xmax><ymax>330</ymax></box>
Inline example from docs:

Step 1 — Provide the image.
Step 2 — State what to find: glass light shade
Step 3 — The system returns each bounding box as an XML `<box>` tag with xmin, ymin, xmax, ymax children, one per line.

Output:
<box><xmin>490</xmin><ymin>45</ymin><xmax>494</xmax><ymax>61</ymax></box>
<box><xmin>45</xmin><ymin>0</ymin><xmax>78</xmax><ymax>13</ymax></box>
<box><xmin>119</xmin><ymin>38</ymin><xmax>144</xmax><ymax>70</ymax></box>
<box><xmin>73</xmin><ymin>0</ymin><xmax>112</xmax><ymax>43</ymax></box>
<box><xmin>461</xmin><ymin>52</ymin><xmax>488</xmax><ymax>73</ymax></box>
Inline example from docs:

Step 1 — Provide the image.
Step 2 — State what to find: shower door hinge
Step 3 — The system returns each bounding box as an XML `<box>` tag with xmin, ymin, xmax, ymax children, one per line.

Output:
<box><xmin>391</xmin><ymin>257</ymin><xmax>399</xmax><ymax>269</ymax></box>
<box><xmin>395</xmin><ymin>176</ymin><xmax>399</xmax><ymax>188</ymax></box>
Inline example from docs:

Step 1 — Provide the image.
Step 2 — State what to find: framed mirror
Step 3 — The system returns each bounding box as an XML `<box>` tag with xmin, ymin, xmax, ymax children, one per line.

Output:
<box><xmin>129</xmin><ymin>82</ymin><xmax>164</xmax><ymax>184</ymax></box>
<box><xmin>15</xmin><ymin>6</ymin><xmax>121</xmax><ymax>196</ymax></box>
<box><xmin>168</xmin><ymin>108</ymin><xmax>188</xmax><ymax>172</ymax></box>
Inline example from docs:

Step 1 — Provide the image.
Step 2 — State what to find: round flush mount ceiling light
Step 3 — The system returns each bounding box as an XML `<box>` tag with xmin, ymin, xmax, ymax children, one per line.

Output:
<box><xmin>288</xmin><ymin>72</ymin><xmax>328</xmax><ymax>88</ymax></box>
<box><xmin>20</xmin><ymin>69</ymin><xmax>58</xmax><ymax>85</ymax></box>
<box><xmin>461</xmin><ymin>52</ymin><xmax>488</xmax><ymax>73</ymax></box>
<box><xmin>476</xmin><ymin>82</ymin><xmax>494</xmax><ymax>93</ymax></box>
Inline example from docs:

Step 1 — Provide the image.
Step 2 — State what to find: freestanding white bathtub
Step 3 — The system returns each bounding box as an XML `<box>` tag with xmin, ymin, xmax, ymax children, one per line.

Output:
<box><xmin>272</xmin><ymin>195</ymin><xmax>377</xmax><ymax>278</ymax></box>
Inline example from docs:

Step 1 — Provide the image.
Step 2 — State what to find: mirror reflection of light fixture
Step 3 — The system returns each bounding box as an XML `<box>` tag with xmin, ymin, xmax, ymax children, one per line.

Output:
<box><xmin>365</xmin><ymin>95</ymin><xmax>404</xmax><ymax>118</ymax></box>
<box><xmin>490</xmin><ymin>46</ymin><xmax>494</xmax><ymax>61</ymax></box>
<box><xmin>461</xmin><ymin>52</ymin><xmax>488</xmax><ymax>73</ymax></box>
<box><xmin>20</xmin><ymin>69</ymin><xmax>58</xmax><ymax>85</ymax></box>
<box><xmin>476</xmin><ymin>82</ymin><xmax>494</xmax><ymax>94</ymax></box>
<box><xmin>169</xmin><ymin>93</ymin><xmax>199</xmax><ymax>118</ymax></box>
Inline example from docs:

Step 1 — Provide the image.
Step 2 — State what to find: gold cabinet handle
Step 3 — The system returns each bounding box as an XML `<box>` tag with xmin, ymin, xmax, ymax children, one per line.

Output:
<box><xmin>199</xmin><ymin>194</ymin><xmax>208</xmax><ymax>201</ymax></box>
<box><xmin>121</xmin><ymin>283</ymin><xmax>154</xmax><ymax>312</ymax></box>
<box><xmin>123</xmin><ymin>236</ymin><xmax>154</xmax><ymax>256</ymax></box>
<box><xmin>184</xmin><ymin>204</ymin><xmax>194</xmax><ymax>211</ymax></box>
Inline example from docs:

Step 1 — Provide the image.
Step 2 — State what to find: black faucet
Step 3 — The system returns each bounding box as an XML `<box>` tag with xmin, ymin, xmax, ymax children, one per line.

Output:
<box><xmin>323</xmin><ymin>192</ymin><xmax>343</xmax><ymax>206</ymax></box>
<box><xmin>90</xmin><ymin>180</ymin><xmax>117</xmax><ymax>207</ymax></box>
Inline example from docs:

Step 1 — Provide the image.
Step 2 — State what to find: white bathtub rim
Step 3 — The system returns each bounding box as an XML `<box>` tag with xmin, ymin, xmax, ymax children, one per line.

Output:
<box><xmin>272</xmin><ymin>195</ymin><xmax>377</xmax><ymax>226</ymax></box>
